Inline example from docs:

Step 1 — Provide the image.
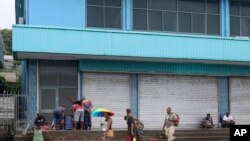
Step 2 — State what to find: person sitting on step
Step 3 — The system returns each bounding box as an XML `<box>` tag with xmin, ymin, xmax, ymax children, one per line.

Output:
<box><xmin>222</xmin><ymin>112</ymin><xmax>235</xmax><ymax>128</ymax></box>
<box><xmin>202</xmin><ymin>113</ymin><xmax>214</xmax><ymax>128</ymax></box>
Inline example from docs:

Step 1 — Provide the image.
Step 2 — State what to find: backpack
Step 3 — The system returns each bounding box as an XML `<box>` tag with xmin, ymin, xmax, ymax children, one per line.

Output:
<box><xmin>134</xmin><ymin>118</ymin><xmax>144</xmax><ymax>135</ymax></box>
<box><xmin>173</xmin><ymin>113</ymin><xmax>180</xmax><ymax>127</ymax></box>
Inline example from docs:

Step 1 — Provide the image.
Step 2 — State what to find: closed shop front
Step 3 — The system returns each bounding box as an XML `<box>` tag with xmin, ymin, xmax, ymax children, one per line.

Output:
<box><xmin>39</xmin><ymin>61</ymin><xmax>78</xmax><ymax>122</ymax></box>
<box><xmin>139</xmin><ymin>74</ymin><xmax>218</xmax><ymax>128</ymax></box>
<box><xmin>230</xmin><ymin>77</ymin><xmax>250</xmax><ymax>124</ymax></box>
<box><xmin>82</xmin><ymin>73</ymin><xmax>130</xmax><ymax>129</ymax></box>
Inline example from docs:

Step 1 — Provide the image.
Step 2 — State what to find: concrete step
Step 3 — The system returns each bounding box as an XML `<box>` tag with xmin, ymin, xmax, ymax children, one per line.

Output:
<box><xmin>145</xmin><ymin>129</ymin><xmax>229</xmax><ymax>135</ymax></box>
<box><xmin>14</xmin><ymin>129</ymin><xmax>230</xmax><ymax>141</ymax></box>
<box><xmin>0</xmin><ymin>136</ymin><xmax>13</xmax><ymax>141</ymax></box>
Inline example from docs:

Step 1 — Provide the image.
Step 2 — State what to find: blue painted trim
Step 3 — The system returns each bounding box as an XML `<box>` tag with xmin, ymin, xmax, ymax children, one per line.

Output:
<box><xmin>26</xmin><ymin>0</ymin><xmax>29</xmax><ymax>24</ymax></box>
<box><xmin>221</xmin><ymin>0</ymin><xmax>230</xmax><ymax>37</ymax></box>
<box><xmin>130</xmin><ymin>74</ymin><xmax>138</xmax><ymax>118</ymax></box>
<box><xmin>83</xmin><ymin>0</ymin><xmax>86</xmax><ymax>28</ymax></box>
<box><xmin>218</xmin><ymin>77</ymin><xmax>229</xmax><ymax>127</ymax></box>
<box><xmin>13</xmin><ymin>25</ymin><xmax>250</xmax><ymax>63</ymax></box>
<box><xmin>80</xmin><ymin>72</ymin><xmax>83</xmax><ymax>98</ymax></box>
<box><xmin>80</xmin><ymin>59</ymin><xmax>250</xmax><ymax>76</ymax></box>
<box><xmin>21</xmin><ymin>61</ymin><xmax>27</xmax><ymax>95</ymax></box>
<box><xmin>122</xmin><ymin>0</ymin><xmax>126</xmax><ymax>30</ymax></box>
<box><xmin>124</xmin><ymin>0</ymin><xmax>132</xmax><ymax>30</ymax></box>
<box><xmin>27</xmin><ymin>60</ymin><xmax>38</xmax><ymax>122</ymax></box>
<box><xmin>26</xmin><ymin>60</ymin><xmax>29</xmax><ymax>96</ymax></box>
<box><xmin>21</xmin><ymin>60</ymin><xmax>28</xmax><ymax>119</ymax></box>
<box><xmin>225</xmin><ymin>0</ymin><xmax>230</xmax><ymax>37</ymax></box>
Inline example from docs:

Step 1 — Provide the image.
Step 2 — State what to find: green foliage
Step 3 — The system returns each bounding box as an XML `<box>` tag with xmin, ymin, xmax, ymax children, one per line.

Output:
<box><xmin>14</xmin><ymin>60</ymin><xmax>21</xmax><ymax>66</ymax></box>
<box><xmin>0</xmin><ymin>76</ymin><xmax>6</xmax><ymax>93</ymax></box>
<box><xmin>0</xmin><ymin>76</ymin><xmax>6</xmax><ymax>83</ymax></box>
<box><xmin>0</xmin><ymin>29</ymin><xmax>12</xmax><ymax>55</ymax></box>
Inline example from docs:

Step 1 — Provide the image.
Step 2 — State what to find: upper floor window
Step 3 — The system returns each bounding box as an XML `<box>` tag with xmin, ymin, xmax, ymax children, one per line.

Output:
<box><xmin>133</xmin><ymin>0</ymin><xmax>220</xmax><ymax>35</ymax></box>
<box><xmin>230</xmin><ymin>0</ymin><xmax>250</xmax><ymax>37</ymax></box>
<box><xmin>87</xmin><ymin>0</ymin><xmax>122</xmax><ymax>29</ymax></box>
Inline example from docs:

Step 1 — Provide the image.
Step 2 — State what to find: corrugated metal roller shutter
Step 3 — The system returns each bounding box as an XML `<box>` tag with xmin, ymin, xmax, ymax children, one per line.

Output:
<box><xmin>139</xmin><ymin>74</ymin><xmax>218</xmax><ymax>129</ymax></box>
<box><xmin>230</xmin><ymin>77</ymin><xmax>250</xmax><ymax>124</ymax></box>
<box><xmin>83</xmin><ymin>73</ymin><xmax>130</xmax><ymax>129</ymax></box>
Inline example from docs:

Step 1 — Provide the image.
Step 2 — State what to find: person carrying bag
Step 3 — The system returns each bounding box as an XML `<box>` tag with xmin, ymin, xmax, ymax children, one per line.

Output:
<box><xmin>101</xmin><ymin>113</ymin><xmax>113</xmax><ymax>141</ymax></box>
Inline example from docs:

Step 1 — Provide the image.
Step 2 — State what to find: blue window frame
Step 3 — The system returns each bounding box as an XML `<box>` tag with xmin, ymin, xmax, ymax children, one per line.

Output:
<box><xmin>87</xmin><ymin>0</ymin><xmax>122</xmax><ymax>29</ymax></box>
<box><xmin>133</xmin><ymin>0</ymin><xmax>220</xmax><ymax>35</ymax></box>
<box><xmin>230</xmin><ymin>0</ymin><xmax>250</xmax><ymax>37</ymax></box>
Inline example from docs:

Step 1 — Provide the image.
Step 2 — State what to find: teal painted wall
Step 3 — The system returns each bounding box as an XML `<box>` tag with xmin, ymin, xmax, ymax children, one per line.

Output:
<box><xmin>13</xmin><ymin>25</ymin><xmax>250</xmax><ymax>63</ymax></box>
<box><xmin>80</xmin><ymin>59</ymin><xmax>250</xmax><ymax>76</ymax></box>
<box><xmin>27</xmin><ymin>0</ymin><xmax>85</xmax><ymax>27</ymax></box>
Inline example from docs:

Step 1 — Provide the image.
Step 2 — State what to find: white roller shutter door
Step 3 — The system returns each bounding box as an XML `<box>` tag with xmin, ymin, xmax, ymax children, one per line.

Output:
<box><xmin>230</xmin><ymin>77</ymin><xmax>250</xmax><ymax>125</ymax></box>
<box><xmin>139</xmin><ymin>74</ymin><xmax>218</xmax><ymax>129</ymax></box>
<box><xmin>83</xmin><ymin>73</ymin><xmax>130</xmax><ymax>129</ymax></box>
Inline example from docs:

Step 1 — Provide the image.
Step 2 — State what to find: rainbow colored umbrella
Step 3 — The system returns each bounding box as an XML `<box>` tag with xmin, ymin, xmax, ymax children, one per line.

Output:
<box><xmin>91</xmin><ymin>108</ymin><xmax>115</xmax><ymax>117</ymax></box>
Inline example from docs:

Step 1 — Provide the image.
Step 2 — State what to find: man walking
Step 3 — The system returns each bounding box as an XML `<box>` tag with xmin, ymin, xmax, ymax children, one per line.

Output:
<box><xmin>125</xmin><ymin>108</ymin><xmax>135</xmax><ymax>141</ymax></box>
<box><xmin>162</xmin><ymin>107</ymin><xmax>178</xmax><ymax>141</ymax></box>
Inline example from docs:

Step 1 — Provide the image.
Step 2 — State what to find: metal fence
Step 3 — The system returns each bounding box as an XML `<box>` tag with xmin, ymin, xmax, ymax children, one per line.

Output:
<box><xmin>0</xmin><ymin>94</ymin><xmax>29</xmax><ymax>137</ymax></box>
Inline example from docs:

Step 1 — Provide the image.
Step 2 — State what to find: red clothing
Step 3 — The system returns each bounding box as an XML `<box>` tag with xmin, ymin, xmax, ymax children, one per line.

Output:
<box><xmin>125</xmin><ymin>135</ymin><xmax>133</xmax><ymax>141</ymax></box>
<box><xmin>71</xmin><ymin>104</ymin><xmax>83</xmax><ymax>112</ymax></box>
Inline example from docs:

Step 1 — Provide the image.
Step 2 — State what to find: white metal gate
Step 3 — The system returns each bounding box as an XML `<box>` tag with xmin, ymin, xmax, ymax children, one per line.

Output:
<box><xmin>0</xmin><ymin>94</ymin><xmax>29</xmax><ymax>137</ymax></box>
<box><xmin>138</xmin><ymin>74</ymin><xmax>218</xmax><ymax>129</ymax></box>
<box><xmin>82</xmin><ymin>73</ymin><xmax>130</xmax><ymax>129</ymax></box>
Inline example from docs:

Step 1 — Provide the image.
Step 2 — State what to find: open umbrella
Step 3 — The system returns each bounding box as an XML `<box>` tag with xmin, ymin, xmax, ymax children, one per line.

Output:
<box><xmin>91</xmin><ymin>108</ymin><xmax>115</xmax><ymax>117</ymax></box>
<box><xmin>91</xmin><ymin>108</ymin><xmax>115</xmax><ymax>129</ymax></box>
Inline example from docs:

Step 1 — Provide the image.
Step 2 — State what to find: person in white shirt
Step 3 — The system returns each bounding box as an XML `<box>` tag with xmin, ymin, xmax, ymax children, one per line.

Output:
<box><xmin>222</xmin><ymin>112</ymin><xmax>235</xmax><ymax>128</ymax></box>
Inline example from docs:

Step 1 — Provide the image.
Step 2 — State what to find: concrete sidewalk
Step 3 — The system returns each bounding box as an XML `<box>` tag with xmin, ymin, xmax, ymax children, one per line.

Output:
<box><xmin>14</xmin><ymin>128</ymin><xmax>229</xmax><ymax>141</ymax></box>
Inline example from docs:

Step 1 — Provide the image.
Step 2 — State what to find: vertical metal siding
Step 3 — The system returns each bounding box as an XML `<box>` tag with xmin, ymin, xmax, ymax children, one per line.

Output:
<box><xmin>27</xmin><ymin>60</ymin><xmax>38</xmax><ymax>121</ymax></box>
<box><xmin>230</xmin><ymin>77</ymin><xmax>250</xmax><ymax>124</ymax></box>
<box><xmin>218</xmin><ymin>77</ymin><xmax>229</xmax><ymax>123</ymax></box>
<box><xmin>82</xmin><ymin>73</ymin><xmax>130</xmax><ymax>129</ymax></box>
<box><xmin>13</xmin><ymin>25</ymin><xmax>250</xmax><ymax>62</ymax></box>
<box><xmin>80</xmin><ymin>60</ymin><xmax>250</xmax><ymax>76</ymax></box>
<box><xmin>130</xmin><ymin>74</ymin><xmax>138</xmax><ymax>118</ymax></box>
<box><xmin>139</xmin><ymin>74</ymin><xmax>218</xmax><ymax>129</ymax></box>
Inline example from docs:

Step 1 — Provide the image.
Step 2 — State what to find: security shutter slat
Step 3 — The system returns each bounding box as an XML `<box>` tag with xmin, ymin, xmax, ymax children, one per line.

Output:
<box><xmin>83</xmin><ymin>73</ymin><xmax>130</xmax><ymax>129</ymax></box>
<box><xmin>230</xmin><ymin>77</ymin><xmax>250</xmax><ymax>124</ymax></box>
<box><xmin>139</xmin><ymin>74</ymin><xmax>218</xmax><ymax>129</ymax></box>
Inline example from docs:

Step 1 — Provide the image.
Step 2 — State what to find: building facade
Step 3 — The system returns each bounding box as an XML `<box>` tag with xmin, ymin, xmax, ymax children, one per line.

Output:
<box><xmin>13</xmin><ymin>0</ymin><xmax>250</xmax><ymax>129</ymax></box>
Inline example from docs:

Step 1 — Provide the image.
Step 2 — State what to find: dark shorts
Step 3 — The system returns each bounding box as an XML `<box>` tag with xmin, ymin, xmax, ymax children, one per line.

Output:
<box><xmin>54</xmin><ymin>112</ymin><xmax>63</xmax><ymax>124</ymax></box>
